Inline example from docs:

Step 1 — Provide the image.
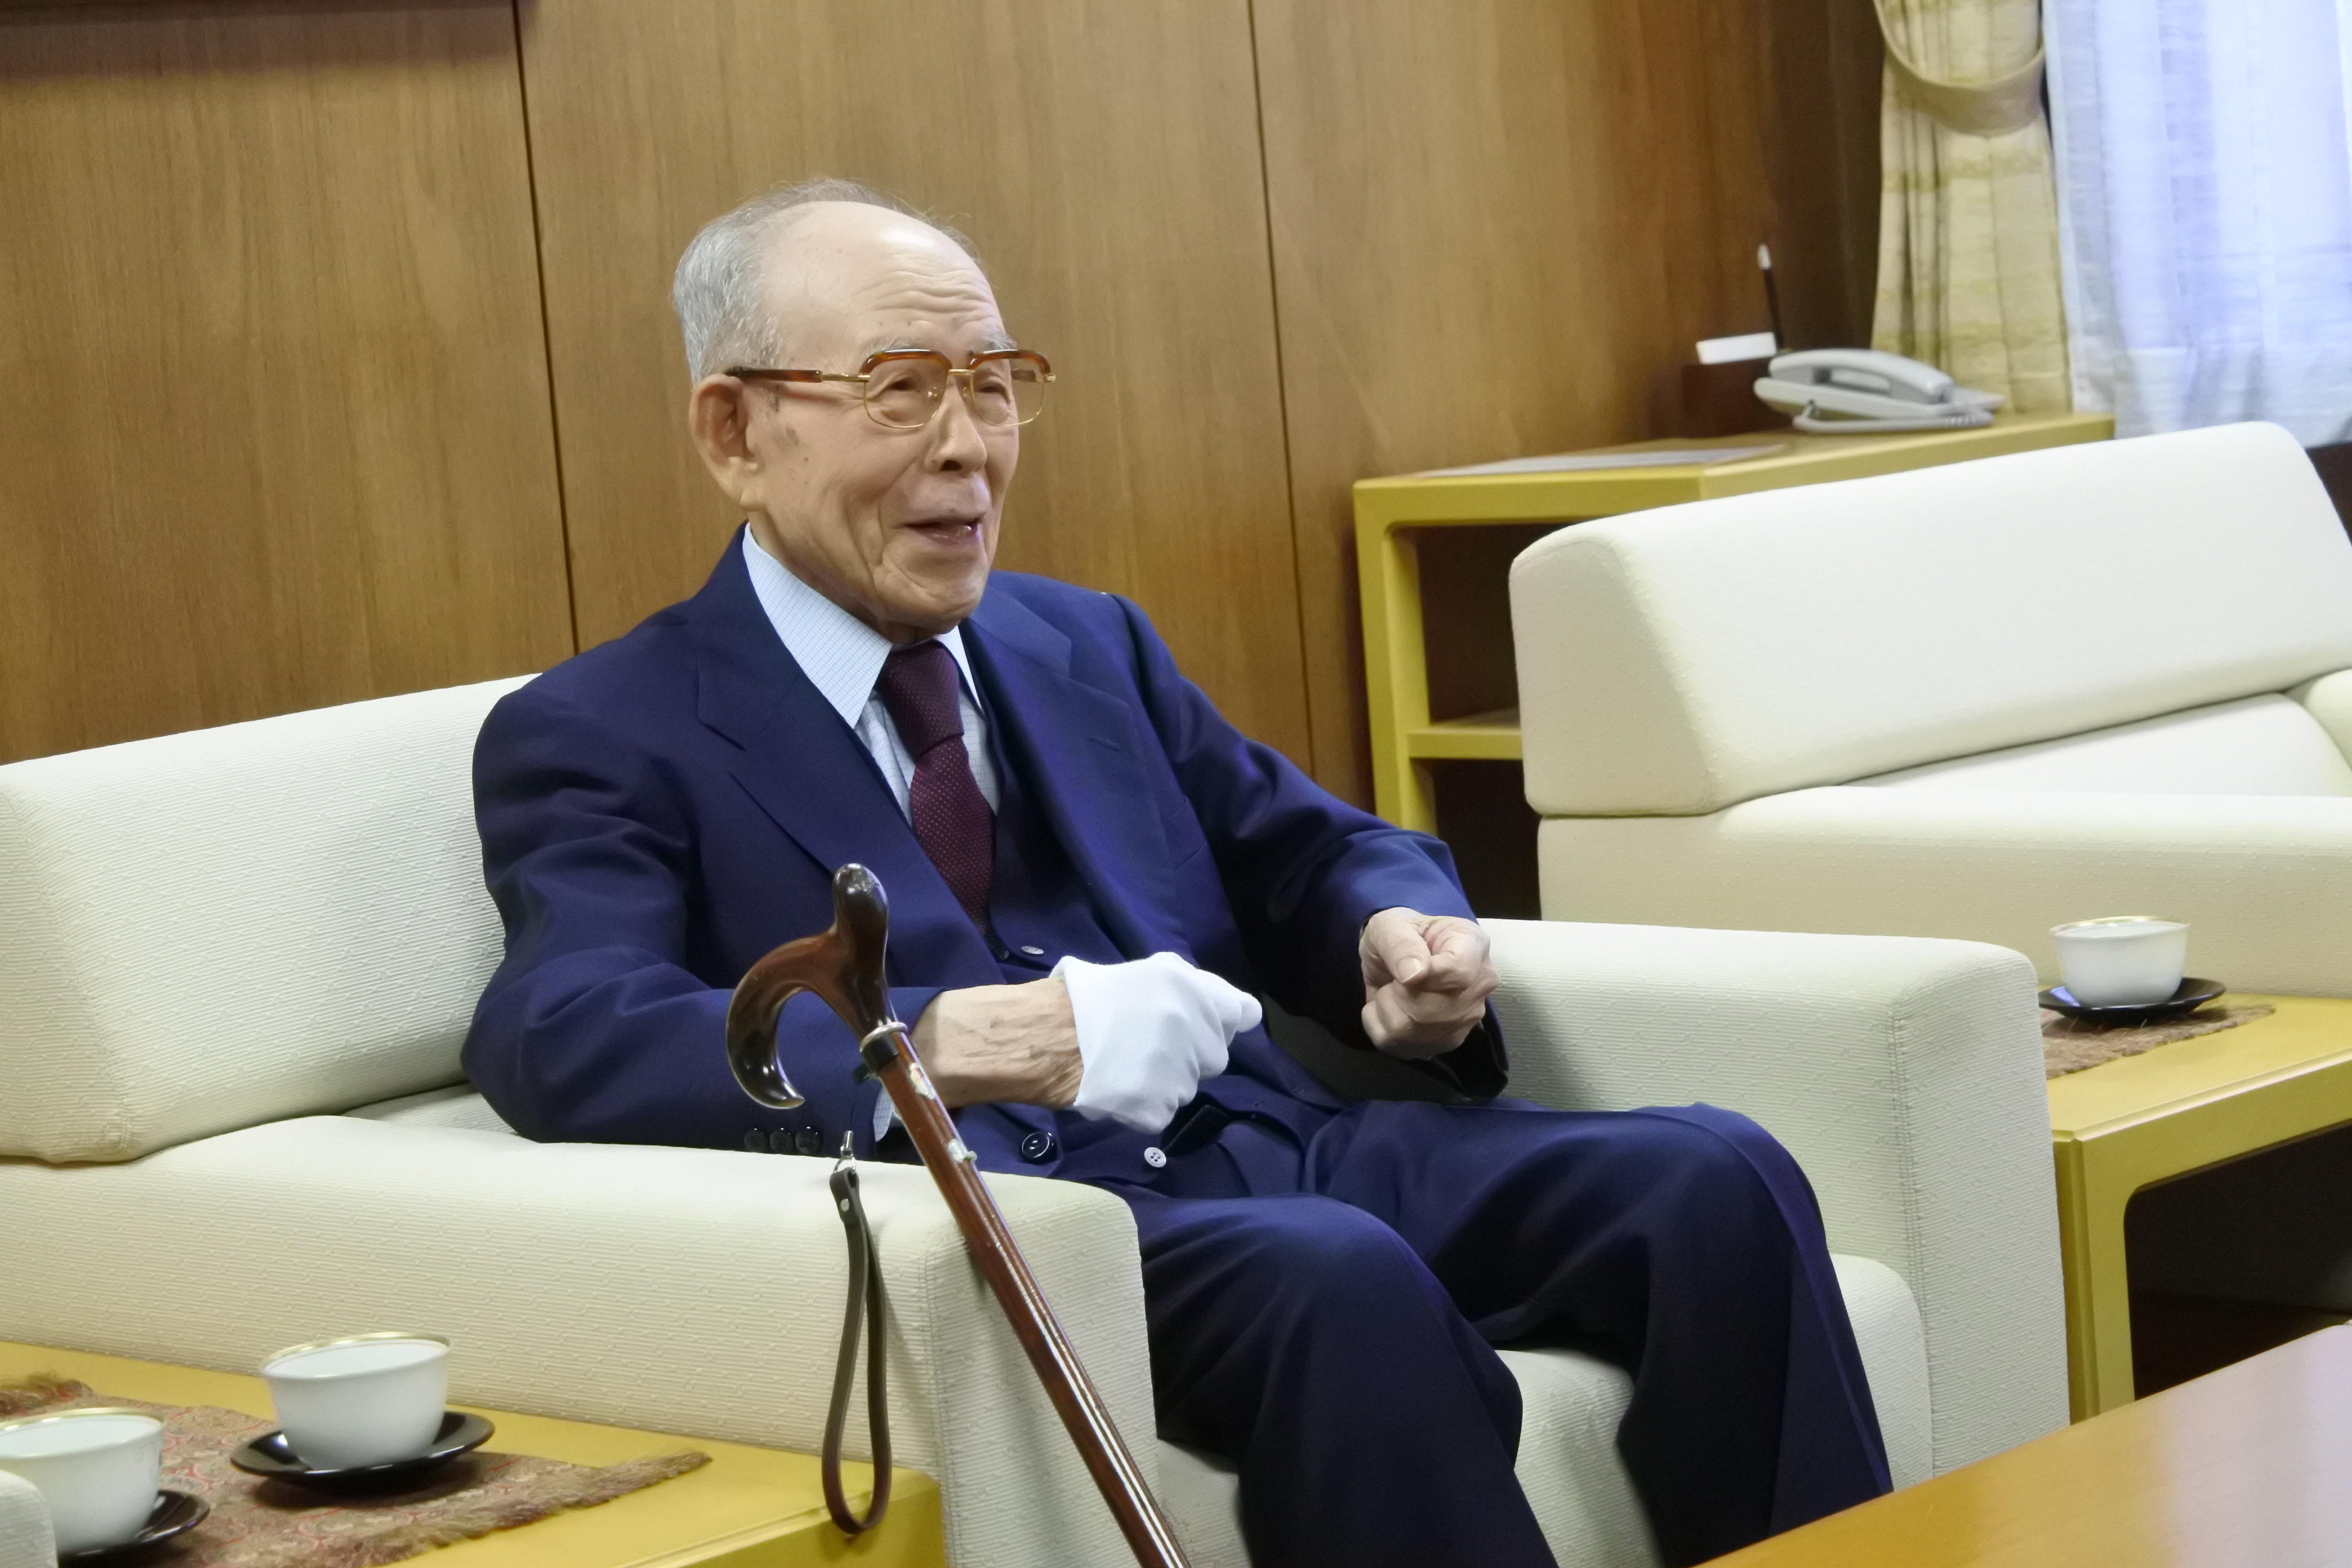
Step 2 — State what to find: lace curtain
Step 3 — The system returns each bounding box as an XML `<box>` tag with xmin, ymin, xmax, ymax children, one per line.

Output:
<box><xmin>2047</xmin><ymin>0</ymin><xmax>2352</xmax><ymax>441</ymax></box>
<box><xmin>1871</xmin><ymin>0</ymin><xmax>2074</xmax><ymax>413</ymax></box>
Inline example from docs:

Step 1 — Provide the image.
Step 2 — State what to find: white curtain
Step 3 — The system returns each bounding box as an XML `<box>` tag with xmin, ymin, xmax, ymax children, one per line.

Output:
<box><xmin>2048</xmin><ymin>0</ymin><xmax>2352</xmax><ymax>441</ymax></box>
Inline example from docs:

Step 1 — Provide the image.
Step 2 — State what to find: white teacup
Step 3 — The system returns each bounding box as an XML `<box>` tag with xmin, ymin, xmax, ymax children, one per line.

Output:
<box><xmin>0</xmin><ymin>1407</ymin><xmax>164</xmax><ymax>1554</ymax></box>
<box><xmin>262</xmin><ymin>1334</ymin><xmax>449</xmax><ymax>1469</ymax></box>
<box><xmin>2051</xmin><ymin>916</ymin><xmax>2189</xmax><ymax>1007</ymax></box>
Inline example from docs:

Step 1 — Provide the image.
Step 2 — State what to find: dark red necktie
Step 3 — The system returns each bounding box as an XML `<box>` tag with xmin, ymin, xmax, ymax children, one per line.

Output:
<box><xmin>874</xmin><ymin>640</ymin><xmax>995</xmax><ymax>929</ymax></box>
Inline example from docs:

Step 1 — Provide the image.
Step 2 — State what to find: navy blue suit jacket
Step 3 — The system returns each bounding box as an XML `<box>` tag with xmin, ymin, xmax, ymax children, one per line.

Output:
<box><xmin>465</xmin><ymin>532</ymin><xmax>1503</xmax><ymax>1180</ymax></box>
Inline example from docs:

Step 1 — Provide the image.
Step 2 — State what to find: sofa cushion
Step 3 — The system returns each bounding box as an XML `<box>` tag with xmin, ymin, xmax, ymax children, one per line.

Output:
<box><xmin>1512</xmin><ymin>422</ymin><xmax>2352</xmax><ymax>816</ymax></box>
<box><xmin>1856</xmin><ymin>693</ymin><xmax>2352</xmax><ymax>795</ymax></box>
<box><xmin>345</xmin><ymin>1085</ymin><xmax>519</xmax><ymax>1135</ymax></box>
<box><xmin>0</xmin><ymin>678</ymin><xmax>524</xmax><ymax>1162</ymax></box>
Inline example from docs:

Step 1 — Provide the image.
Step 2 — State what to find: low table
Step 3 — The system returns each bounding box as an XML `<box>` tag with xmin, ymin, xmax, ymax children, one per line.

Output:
<box><xmin>2050</xmin><ymin>994</ymin><xmax>2352</xmax><ymax>1418</ymax></box>
<box><xmin>1714</xmin><ymin>1324</ymin><xmax>2352</xmax><ymax>1566</ymax></box>
<box><xmin>0</xmin><ymin>1342</ymin><xmax>943</xmax><ymax>1567</ymax></box>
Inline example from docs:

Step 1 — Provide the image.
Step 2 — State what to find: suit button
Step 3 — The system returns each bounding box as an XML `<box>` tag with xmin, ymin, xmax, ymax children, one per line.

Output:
<box><xmin>795</xmin><ymin>1128</ymin><xmax>824</xmax><ymax>1156</ymax></box>
<box><xmin>1018</xmin><ymin>1130</ymin><xmax>1058</xmax><ymax>1164</ymax></box>
<box><xmin>743</xmin><ymin>1129</ymin><xmax>768</xmax><ymax>1153</ymax></box>
<box><xmin>1143</xmin><ymin>1147</ymin><xmax>1168</xmax><ymax>1169</ymax></box>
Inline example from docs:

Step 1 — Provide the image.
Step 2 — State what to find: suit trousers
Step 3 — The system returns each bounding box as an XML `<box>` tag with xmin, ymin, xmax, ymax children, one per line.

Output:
<box><xmin>1102</xmin><ymin>1099</ymin><xmax>1891</xmax><ymax>1568</ymax></box>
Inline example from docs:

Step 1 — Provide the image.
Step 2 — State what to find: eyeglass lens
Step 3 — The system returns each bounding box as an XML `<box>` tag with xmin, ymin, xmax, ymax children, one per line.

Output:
<box><xmin>863</xmin><ymin>354</ymin><xmax>1048</xmax><ymax>430</ymax></box>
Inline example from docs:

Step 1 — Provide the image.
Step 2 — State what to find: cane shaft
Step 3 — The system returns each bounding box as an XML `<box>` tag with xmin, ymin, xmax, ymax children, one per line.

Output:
<box><xmin>871</xmin><ymin>1036</ymin><xmax>1188</xmax><ymax>1568</ymax></box>
<box><xmin>727</xmin><ymin>866</ymin><xmax>1190</xmax><ymax>1568</ymax></box>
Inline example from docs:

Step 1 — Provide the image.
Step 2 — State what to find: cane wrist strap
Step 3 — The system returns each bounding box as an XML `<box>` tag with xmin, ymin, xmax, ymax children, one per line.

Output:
<box><xmin>823</xmin><ymin>1155</ymin><xmax>891</xmax><ymax>1534</ymax></box>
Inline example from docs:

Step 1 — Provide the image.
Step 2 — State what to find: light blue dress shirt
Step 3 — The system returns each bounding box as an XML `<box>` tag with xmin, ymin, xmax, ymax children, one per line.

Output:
<box><xmin>740</xmin><ymin>531</ymin><xmax>1000</xmax><ymax>817</ymax></box>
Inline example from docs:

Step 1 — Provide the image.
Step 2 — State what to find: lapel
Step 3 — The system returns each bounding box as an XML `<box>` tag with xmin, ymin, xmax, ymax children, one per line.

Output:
<box><xmin>964</xmin><ymin>585</ymin><xmax>1181</xmax><ymax>960</ymax></box>
<box><xmin>684</xmin><ymin>531</ymin><xmax>996</xmax><ymax>981</ymax></box>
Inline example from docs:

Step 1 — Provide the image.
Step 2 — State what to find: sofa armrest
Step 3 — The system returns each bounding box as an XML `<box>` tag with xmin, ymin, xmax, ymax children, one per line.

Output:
<box><xmin>2293</xmin><ymin>667</ymin><xmax>2352</xmax><ymax>761</ymax></box>
<box><xmin>0</xmin><ymin>1119</ymin><xmax>1150</xmax><ymax>1568</ymax></box>
<box><xmin>1485</xmin><ymin>918</ymin><xmax>2065</xmax><ymax>1472</ymax></box>
<box><xmin>0</xmin><ymin>1472</ymin><xmax>51</xmax><ymax>1568</ymax></box>
<box><xmin>1540</xmin><ymin>788</ymin><xmax>2352</xmax><ymax>994</ymax></box>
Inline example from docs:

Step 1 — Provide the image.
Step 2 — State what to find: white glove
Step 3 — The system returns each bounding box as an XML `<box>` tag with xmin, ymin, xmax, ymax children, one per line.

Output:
<box><xmin>1053</xmin><ymin>952</ymin><xmax>1261</xmax><ymax>1135</ymax></box>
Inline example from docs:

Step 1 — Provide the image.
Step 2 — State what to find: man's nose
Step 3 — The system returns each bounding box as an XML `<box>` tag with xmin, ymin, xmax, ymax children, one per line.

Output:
<box><xmin>924</xmin><ymin>384</ymin><xmax>991</xmax><ymax>471</ymax></box>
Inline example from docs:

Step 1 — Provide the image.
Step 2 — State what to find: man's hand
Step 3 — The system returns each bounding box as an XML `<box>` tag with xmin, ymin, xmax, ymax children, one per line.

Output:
<box><xmin>909</xmin><ymin>956</ymin><xmax>1259</xmax><ymax>1134</ymax></box>
<box><xmin>1360</xmin><ymin>908</ymin><xmax>1499</xmax><ymax>1060</ymax></box>
<box><xmin>916</xmin><ymin>979</ymin><xmax>1085</xmax><ymax>1110</ymax></box>
<box><xmin>1056</xmin><ymin>953</ymin><xmax>1258</xmax><ymax>1134</ymax></box>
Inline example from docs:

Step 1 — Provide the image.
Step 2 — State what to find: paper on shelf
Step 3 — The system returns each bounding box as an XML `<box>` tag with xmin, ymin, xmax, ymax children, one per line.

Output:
<box><xmin>1414</xmin><ymin>444</ymin><xmax>1788</xmax><ymax>478</ymax></box>
<box><xmin>1696</xmin><ymin>331</ymin><xmax>1779</xmax><ymax>364</ymax></box>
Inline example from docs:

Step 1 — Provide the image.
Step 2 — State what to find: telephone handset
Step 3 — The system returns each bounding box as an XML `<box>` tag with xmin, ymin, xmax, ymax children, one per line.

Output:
<box><xmin>1753</xmin><ymin>348</ymin><xmax>2005</xmax><ymax>434</ymax></box>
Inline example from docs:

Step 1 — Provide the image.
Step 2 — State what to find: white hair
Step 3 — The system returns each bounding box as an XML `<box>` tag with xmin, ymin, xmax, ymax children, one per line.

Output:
<box><xmin>670</xmin><ymin>177</ymin><xmax>981</xmax><ymax>381</ymax></box>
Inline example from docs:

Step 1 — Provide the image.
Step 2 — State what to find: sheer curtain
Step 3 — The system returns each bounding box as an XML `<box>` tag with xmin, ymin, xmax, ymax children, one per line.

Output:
<box><xmin>2048</xmin><ymin>0</ymin><xmax>2352</xmax><ymax>440</ymax></box>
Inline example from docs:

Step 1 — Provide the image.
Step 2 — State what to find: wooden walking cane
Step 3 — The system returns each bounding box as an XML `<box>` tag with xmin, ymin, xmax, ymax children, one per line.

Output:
<box><xmin>725</xmin><ymin>863</ymin><xmax>1192</xmax><ymax>1568</ymax></box>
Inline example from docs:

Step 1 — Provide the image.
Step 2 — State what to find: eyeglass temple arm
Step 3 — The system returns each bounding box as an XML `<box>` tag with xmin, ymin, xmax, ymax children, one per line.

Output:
<box><xmin>722</xmin><ymin>368</ymin><xmax>850</xmax><ymax>386</ymax></box>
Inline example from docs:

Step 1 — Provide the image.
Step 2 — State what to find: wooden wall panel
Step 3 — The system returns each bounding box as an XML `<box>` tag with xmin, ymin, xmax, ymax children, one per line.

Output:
<box><xmin>0</xmin><ymin>0</ymin><xmax>573</xmax><ymax>763</ymax></box>
<box><xmin>1253</xmin><ymin>0</ymin><xmax>1780</xmax><ymax>804</ymax></box>
<box><xmin>1765</xmin><ymin>0</ymin><xmax>1883</xmax><ymax>350</ymax></box>
<box><xmin>518</xmin><ymin>0</ymin><xmax>1313</xmax><ymax>764</ymax></box>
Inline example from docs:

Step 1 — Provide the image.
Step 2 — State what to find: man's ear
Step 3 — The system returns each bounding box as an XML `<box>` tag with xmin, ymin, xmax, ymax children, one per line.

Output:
<box><xmin>687</xmin><ymin>376</ymin><xmax>761</xmax><ymax>505</ymax></box>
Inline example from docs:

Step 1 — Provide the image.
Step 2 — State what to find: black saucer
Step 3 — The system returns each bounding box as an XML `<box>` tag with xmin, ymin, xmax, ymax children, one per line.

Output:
<box><xmin>61</xmin><ymin>1490</ymin><xmax>209</xmax><ymax>1562</ymax></box>
<box><xmin>229</xmin><ymin>1411</ymin><xmax>493</xmax><ymax>1493</ymax></box>
<box><xmin>2041</xmin><ymin>977</ymin><xmax>2226</xmax><ymax>1028</ymax></box>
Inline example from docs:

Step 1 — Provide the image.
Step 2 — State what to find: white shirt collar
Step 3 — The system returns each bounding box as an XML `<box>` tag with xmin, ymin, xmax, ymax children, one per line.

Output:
<box><xmin>740</xmin><ymin>530</ymin><xmax>980</xmax><ymax>726</ymax></box>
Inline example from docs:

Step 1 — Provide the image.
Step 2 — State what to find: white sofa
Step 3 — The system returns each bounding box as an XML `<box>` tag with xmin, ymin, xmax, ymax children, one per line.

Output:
<box><xmin>0</xmin><ymin>679</ymin><xmax>2066</xmax><ymax>1566</ymax></box>
<box><xmin>0</xmin><ymin>1473</ymin><xmax>51</xmax><ymax>1568</ymax></box>
<box><xmin>1511</xmin><ymin>421</ymin><xmax>2352</xmax><ymax>996</ymax></box>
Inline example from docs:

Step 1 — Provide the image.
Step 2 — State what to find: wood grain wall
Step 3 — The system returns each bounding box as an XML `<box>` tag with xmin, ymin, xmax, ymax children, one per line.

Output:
<box><xmin>1254</xmin><ymin>0</ymin><xmax>1787</xmax><ymax>802</ymax></box>
<box><xmin>516</xmin><ymin>0</ymin><xmax>1312</xmax><ymax>761</ymax></box>
<box><xmin>0</xmin><ymin>0</ymin><xmax>573</xmax><ymax>763</ymax></box>
<box><xmin>1</xmin><ymin>0</ymin><xmax>1878</xmax><ymax>796</ymax></box>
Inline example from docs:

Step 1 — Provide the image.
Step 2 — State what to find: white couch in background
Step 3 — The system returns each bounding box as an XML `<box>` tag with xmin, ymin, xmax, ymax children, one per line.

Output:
<box><xmin>1512</xmin><ymin>418</ymin><xmax>2352</xmax><ymax>1320</ymax></box>
<box><xmin>0</xmin><ymin>679</ymin><xmax>2066</xmax><ymax>1566</ymax></box>
<box><xmin>1511</xmin><ymin>420</ymin><xmax>2352</xmax><ymax>996</ymax></box>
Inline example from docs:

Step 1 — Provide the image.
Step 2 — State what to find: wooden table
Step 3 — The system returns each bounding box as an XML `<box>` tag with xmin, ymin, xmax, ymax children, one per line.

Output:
<box><xmin>1351</xmin><ymin>412</ymin><xmax>2114</xmax><ymax>831</ymax></box>
<box><xmin>0</xmin><ymin>1342</ymin><xmax>943</xmax><ymax>1567</ymax></box>
<box><xmin>2050</xmin><ymin>995</ymin><xmax>2352</xmax><ymax>1420</ymax></box>
<box><xmin>1712</xmin><ymin>1324</ymin><xmax>2352</xmax><ymax>1567</ymax></box>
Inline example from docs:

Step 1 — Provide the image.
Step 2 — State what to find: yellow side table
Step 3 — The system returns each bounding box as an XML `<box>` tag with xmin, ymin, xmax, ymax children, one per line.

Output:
<box><xmin>1352</xmin><ymin>412</ymin><xmax>2115</xmax><ymax>830</ymax></box>
<box><xmin>0</xmin><ymin>1341</ymin><xmax>943</xmax><ymax>1567</ymax></box>
<box><xmin>2048</xmin><ymin>996</ymin><xmax>2352</xmax><ymax>1420</ymax></box>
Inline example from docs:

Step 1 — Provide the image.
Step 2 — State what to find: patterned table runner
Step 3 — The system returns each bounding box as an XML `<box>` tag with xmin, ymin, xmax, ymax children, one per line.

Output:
<box><xmin>1</xmin><ymin>1378</ymin><xmax>706</xmax><ymax>1567</ymax></box>
<box><xmin>2042</xmin><ymin>1004</ymin><xmax>2274</xmax><ymax>1079</ymax></box>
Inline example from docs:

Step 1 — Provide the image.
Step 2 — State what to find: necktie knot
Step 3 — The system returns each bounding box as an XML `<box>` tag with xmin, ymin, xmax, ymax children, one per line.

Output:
<box><xmin>875</xmin><ymin>641</ymin><xmax>965</xmax><ymax>758</ymax></box>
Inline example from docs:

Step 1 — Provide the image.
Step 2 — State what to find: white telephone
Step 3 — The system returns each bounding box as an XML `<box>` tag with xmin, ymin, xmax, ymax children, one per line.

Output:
<box><xmin>1753</xmin><ymin>348</ymin><xmax>2004</xmax><ymax>433</ymax></box>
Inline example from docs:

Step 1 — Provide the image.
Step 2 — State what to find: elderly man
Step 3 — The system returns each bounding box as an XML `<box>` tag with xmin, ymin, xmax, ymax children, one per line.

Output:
<box><xmin>465</xmin><ymin>179</ymin><xmax>1888</xmax><ymax>1567</ymax></box>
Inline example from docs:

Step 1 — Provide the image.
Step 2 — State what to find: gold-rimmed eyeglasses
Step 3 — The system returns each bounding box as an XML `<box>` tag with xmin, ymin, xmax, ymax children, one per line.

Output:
<box><xmin>725</xmin><ymin>348</ymin><xmax>1053</xmax><ymax>431</ymax></box>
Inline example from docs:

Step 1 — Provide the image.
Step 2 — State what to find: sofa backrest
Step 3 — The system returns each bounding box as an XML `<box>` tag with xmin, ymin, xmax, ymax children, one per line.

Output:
<box><xmin>1511</xmin><ymin>422</ymin><xmax>2352</xmax><ymax>816</ymax></box>
<box><xmin>0</xmin><ymin>677</ymin><xmax>527</xmax><ymax>1164</ymax></box>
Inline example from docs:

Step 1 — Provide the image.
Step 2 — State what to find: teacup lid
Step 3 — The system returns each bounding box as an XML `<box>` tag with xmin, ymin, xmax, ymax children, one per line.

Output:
<box><xmin>264</xmin><ymin>1331</ymin><xmax>449</xmax><ymax>1371</ymax></box>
